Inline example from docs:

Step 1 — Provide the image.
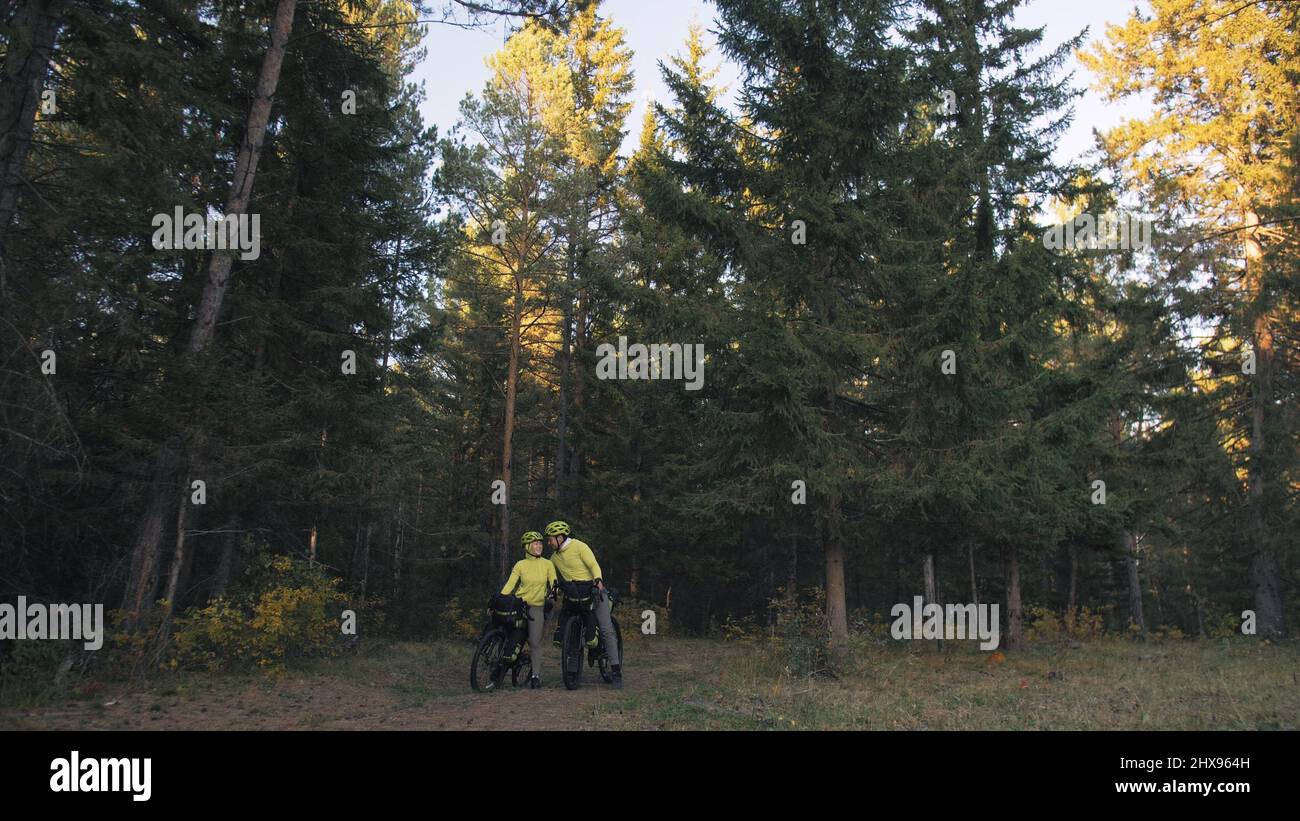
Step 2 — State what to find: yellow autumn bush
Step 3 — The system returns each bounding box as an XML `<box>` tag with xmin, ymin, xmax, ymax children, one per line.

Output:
<box><xmin>1025</xmin><ymin>604</ymin><xmax>1107</xmax><ymax>642</ymax></box>
<box><xmin>616</xmin><ymin>596</ymin><xmax>669</xmax><ymax>637</ymax></box>
<box><xmin>437</xmin><ymin>595</ymin><xmax>482</xmax><ymax>640</ymax></box>
<box><xmin>173</xmin><ymin>554</ymin><xmax>351</xmax><ymax>671</ymax></box>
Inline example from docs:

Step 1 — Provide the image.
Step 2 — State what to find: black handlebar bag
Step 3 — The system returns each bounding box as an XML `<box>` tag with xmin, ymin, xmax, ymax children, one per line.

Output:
<box><xmin>489</xmin><ymin>593</ymin><xmax>527</xmax><ymax>627</ymax></box>
<box><xmin>559</xmin><ymin>580</ymin><xmax>595</xmax><ymax>607</ymax></box>
<box><xmin>558</xmin><ymin>580</ymin><xmax>598</xmax><ymax>645</ymax></box>
<box><xmin>554</xmin><ymin>580</ymin><xmax>599</xmax><ymax>646</ymax></box>
<box><xmin>488</xmin><ymin>593</ymin><xmax>529</xmax><ymax>660</ymax></box>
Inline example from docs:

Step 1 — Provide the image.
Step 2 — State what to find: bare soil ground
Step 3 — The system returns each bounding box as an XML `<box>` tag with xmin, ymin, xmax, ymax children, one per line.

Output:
<box><xmin>3</xmin><ymin>634</ymin><xmax>1296</xmax><ymax>730</ymax></box>
<box><xmin>0</xmin><ymin>633</ymin><xmax>692</xmax><ymax>730</ymax></box>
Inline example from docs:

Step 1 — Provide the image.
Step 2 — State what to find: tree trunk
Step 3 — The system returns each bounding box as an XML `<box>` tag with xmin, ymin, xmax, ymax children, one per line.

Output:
<box><xmin>1122</xmin><ymin>530</ymin><xmax>1145</xmax><ymax>635</ymax></box>
<box><xmin>392</xmin><ymin>497</ymin><xmax>404</xmax><ymax>598</ymax></box>
<box><xmin>1152</xmin><ymin>571</ymin><xmax>1165</xmax><ymax>624</ymax></box>
<box><xmin>923</xmin><ymin>552</ymin><xmax>938</xmax><ymax>605</ymax></box>
<box><xmin>1243</xmin><ymin>209</ymin><xmax>1285</xmax><ymax>637</ymax></box>
<box><xmin>122</xmin><ymin>0</ymin><xmax>297</xmax><ymax>632</ymax></box>
<box><xmin>1066</xmin><ymin>543</ymin><xmax>1078</xmax><ymax>630</ymax></box>
<box><xmin>211</xmin><ymin>519</ymin><xmax>238</xmax><ymax>600</ymax></box>
<box><xmin>1002</xmin><ymin>543</ymin><xmax>1022</xmax><ymax>651</ymax></box>
<box><xmin>555</xmin><ymin>327</ymin><xmax>568</xmax><ymax>501</ymax></box>
<box><xmin>924</xmin><ymin>551</ymin><xmax>941</xmax><ymax>651</ymax></box>
<box><xmin>0</xmin><ymin>0</ymin><xmax>65</xmax><ymax>269</ymax></box>
<box><xmin>967</xmin><ymin>539</ymin><xmax>979</xmax><ymax>608</ymax></box>
<box><xmin>187</xmin><ymin>0</ymin><xmax>297</xmax><ymax>356</ymax></box>
<box><xmin>824</xmin><ymin>498</ymin><xmax>848</xmax><ymax>642</ymax></box>
<box><xmin>570</xmin><ymin>289</ymin><xmax>587</xmax><ymax>483</ymax></box>
<box><xmin>158</xmin><ymin>487</ymin><xmax>191</xmax><ymax>639</ymax></box>
<box><xmin>164</xmin><ymin>491</ymin><xmax>188</xmax><ymax>602</ymax></box>
<box><xmin>498</xmin><ymin>271</ymin><xmax>522</xmax><ymax>580</ymax></box>
<box><xmin>360</xmin><ymin>519</ymin><xmax>372</xmax><ymax>599</ymax></box>
<box><xmin>121</xmin><ymin>438</ymin><xmax>184</xmax><ymax>629</ymax></box>
<box><xmin>308</xmin><ymin>423</ymin><xmax>327</xmax><ymax>565</ymax></box>
<box><xmin>381</xmin><ymin>236</ymin><xmax>403</xmax><ymax>390</ymax></box>
<box><xmin>1250</xmin><ymin>550</ymin><xmax>1284</xmax><ymax>638</ymax></box>
<box><xmin>144</xmin><ymin>484</ymin><xmax>190</xmax><ymax>665</ymax></box>
<box><xmin>356</xmin><ymin>465</ymin><xmax>376</xmax><ymax>597</ymax></box>
<box><xmin>555</xmin><ymin>238</ymin><xmax>574</xmax><ymax>503</ymax></box>
<box><xmin>631</xmin><ymin>435</ymin><xmax>643</xmax><ymax>594</ymax></box>
<box><xmin>787</xmin><ymin>532</ymin><xmax>798</xmax><ymax>596</ymax></box>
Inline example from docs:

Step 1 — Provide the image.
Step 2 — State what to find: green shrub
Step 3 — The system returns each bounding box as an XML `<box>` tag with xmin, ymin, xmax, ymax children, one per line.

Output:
<box><xmin>1207</xmin><ymin>609</ymin><xmax>1244</xmax><ymax>639</ymax></box>
<box><xmin>765</xmin><ymin>588</ymin><xmax>836</xmax><ymax>678</ymax></box>
<box><xmin>0</xmin><ymin>639</ymin><xmax>76</xmax><ymax>705</ymax></box>
<box><xmin>720</xmin><ymin>612</ymin><xmax>760</xmax><ymax>641</ymax></box>
<box><xmin>848</xmin><ymin>607</ymin><xmax>893</xmax><ymax>642</ymax></box>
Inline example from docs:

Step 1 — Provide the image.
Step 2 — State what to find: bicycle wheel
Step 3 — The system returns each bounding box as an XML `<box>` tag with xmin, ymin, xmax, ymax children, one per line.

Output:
<box><xmin>470</xmin><ymin>628</ymin><xmax>508</xmax><ymax>692</ymax></box>
<box><xmin>561</xmin><ymin>615</ymin><xmax>584</xmax><ymax>690</ymax></box>
<box><xmin>511</xmin><ymin>652</ymin><xmax>532</xmax><ymax>687</ymax></box>
<box><xmin>598</xmin><ymin>619</ymin><xmax>623</xmax><ymax>683</ymax></box>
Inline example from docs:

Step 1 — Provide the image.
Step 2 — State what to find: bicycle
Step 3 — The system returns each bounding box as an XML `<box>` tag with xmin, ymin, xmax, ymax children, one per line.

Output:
<box><xmin>469</xmin><ymin>594</ymin><xmax>534</xmax><ymax>692</ymax></box>
<box><xmin>554</xmin><ymin>580</ymin><xmax>623</xmax><ymax>690</ymax></box>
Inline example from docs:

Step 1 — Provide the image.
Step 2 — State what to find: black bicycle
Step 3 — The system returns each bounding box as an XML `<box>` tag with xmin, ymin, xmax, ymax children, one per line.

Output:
<box><xmin>469</xmin><ymin>593</ymin><xmax>533</xmax><ymax>692</ymax></box>
<box><xmin>554</xmin><ymin>581</ymin><xmax>623</xmax><ymax>690</ymax></box>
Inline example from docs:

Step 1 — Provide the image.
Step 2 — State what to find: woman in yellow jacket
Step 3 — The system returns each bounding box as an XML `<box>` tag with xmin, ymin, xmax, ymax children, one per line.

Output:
<box><xmin>501</xmin><ymin>530</ymin><xmax>557</xmax><ymax>689</ymax></box>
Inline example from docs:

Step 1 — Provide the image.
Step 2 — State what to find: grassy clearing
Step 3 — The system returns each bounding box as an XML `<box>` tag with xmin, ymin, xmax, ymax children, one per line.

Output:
<box><xmin>2</xmin><ymin>633</ymin><xmax>1296</xmax><ymax>730</ymax></box>
<box><xmin>697</xmin><ymin>635</ymin><xmax>1300</xmax><ymax>730</ymax></box>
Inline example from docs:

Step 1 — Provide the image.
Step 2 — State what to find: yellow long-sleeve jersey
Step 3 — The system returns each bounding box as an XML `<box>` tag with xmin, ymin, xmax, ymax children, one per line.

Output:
<box><xmin>550</xmin><ymin>538</ymin><xmax>602</xmax><ymax>582</ymax></box>
<box><xmin>501</xmin><ymin>554</ymin><xmax>557</xmax><ymax>605</ymax></box>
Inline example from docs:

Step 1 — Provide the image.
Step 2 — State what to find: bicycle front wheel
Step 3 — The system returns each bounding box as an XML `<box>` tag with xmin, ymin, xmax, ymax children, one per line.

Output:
<box><xmin>561</xmin><ymin>615</ymin><xmax>584</xmax><ymax>690</ymax></box>
<box><xmin>470</xmin><ymin>629</ymin><xmax>507</xmax><ymax>692</ymax></box>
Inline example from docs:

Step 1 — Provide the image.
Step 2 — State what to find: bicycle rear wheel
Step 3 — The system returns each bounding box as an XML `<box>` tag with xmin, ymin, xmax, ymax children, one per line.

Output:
<box><xmin>511</xmin><ymin>653</ymin><xmax>532</xmax><ymax>687</ymax></box>
<box><xmin>470</xmin><ymin>629</ymin><xmax>508</xmax><ymax>692</ymax></box>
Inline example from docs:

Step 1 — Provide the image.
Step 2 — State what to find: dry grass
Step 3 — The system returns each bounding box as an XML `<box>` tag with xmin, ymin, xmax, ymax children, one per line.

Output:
<box><xmin>3</xmin><ymin>632</ymin><xmax>1296</xmax><ymax>730</ymax></box>
<box><xmin>642</xmin><ymin>635</ymin><xmax>1300</xmax><ymax>730</ymax></box>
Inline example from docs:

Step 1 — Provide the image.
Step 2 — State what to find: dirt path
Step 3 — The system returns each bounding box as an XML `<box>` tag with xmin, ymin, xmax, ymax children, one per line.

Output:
<box><xmin>1</xmin><ymin>636</ymin><xmax>704</xmax><ymax>731</ymax></box>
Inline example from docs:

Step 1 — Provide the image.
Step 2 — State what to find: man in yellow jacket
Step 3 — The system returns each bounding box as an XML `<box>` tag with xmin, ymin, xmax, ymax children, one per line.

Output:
<box><xmin>544</xmin><ymin>520</ymin><xmax>622</xmax><ymax>689</ymax></box>
<box><xmin>501</xmin><ymin>530</ymin><xmax>557</xmax><ymax>689</ymax></box>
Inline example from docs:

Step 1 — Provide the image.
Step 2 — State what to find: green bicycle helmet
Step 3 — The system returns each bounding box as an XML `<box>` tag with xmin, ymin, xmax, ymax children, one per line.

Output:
<box><xmin>544</xmin><ymin>521</ymin><xmax>570</xmax><ymax>537</ymax></box>
<box><xmin>521</xmin><ymin>530</ymin><xmax>543</xmax><ymax>551</ymax></box>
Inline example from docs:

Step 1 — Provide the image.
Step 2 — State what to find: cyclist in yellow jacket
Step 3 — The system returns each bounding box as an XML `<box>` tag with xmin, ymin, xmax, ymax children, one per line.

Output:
<box><xmin>501</xmin><ymin>530</ymin><xmax>557</xmax><ymax>689</ymax></box>
<box><xmin>544</xmin><ymin>520</ymin><xmax>622</xmax><ymax>689</ymax></box>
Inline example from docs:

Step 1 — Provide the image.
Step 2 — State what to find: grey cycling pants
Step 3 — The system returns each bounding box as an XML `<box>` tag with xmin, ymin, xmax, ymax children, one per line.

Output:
<box><xmin>527</xmin><ymin>604</ymin><xmax>545</xmax><ymax>674</ymax></box>
<box><xmin>595</xmin><ymin>593</ymin><xmax>619</xmax><ymax>666</ymax></box>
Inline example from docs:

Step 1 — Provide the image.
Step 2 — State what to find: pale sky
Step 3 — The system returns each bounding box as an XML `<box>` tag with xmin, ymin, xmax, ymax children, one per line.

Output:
<box><xmin>412</xmin><ymin>0</ymin><xmax>1150</xmax><ymax>168</ymax></box>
